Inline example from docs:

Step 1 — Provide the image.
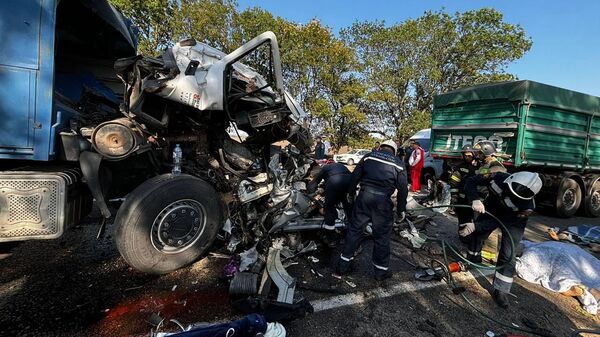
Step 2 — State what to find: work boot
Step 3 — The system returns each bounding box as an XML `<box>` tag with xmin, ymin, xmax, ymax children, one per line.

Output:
<box><xmin>493</xmin><ymin>289</ymin><xmax>510</xmax><ymax>309</ymax></box>
<box><xmin>467</xmin><ymin>254</ymin><xmax>482</xmax><ymax>264</ymax></box>
<box><xmin>374</xmin><ymin>270</ymin><xmax>392</xmax><ymax>282</ymax></box>
<box><xmin>319</xmin><ymin>231</ymin><xmax>337</xmax><ymax>248</ymax></box>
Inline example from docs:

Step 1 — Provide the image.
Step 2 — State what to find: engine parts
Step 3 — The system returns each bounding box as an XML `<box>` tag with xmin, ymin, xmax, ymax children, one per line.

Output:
<box><xmin>91</xmin><ymin>118</ymin><xmax>148</xmax><ymax>160</ymax></box>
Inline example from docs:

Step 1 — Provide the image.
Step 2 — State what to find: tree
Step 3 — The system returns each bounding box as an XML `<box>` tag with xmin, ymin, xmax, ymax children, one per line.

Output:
<box><xmin>109</xmin><ymin>0</ymin><xmax>178</xmax><ymax>55</ymax></box>
<box><xmin>173</xmin><ymin>0</ymin><xmax>238</xmax><ymax>52</ymax></box>
<box><xmin>343</xmin><ymin>9</ymin><xmax>532</xmax><ymax>140</ymax></box>
<box><xmin>233</xmin><ymin>14</ymin><xmax>367</xmax><ymax>150</ymax></box>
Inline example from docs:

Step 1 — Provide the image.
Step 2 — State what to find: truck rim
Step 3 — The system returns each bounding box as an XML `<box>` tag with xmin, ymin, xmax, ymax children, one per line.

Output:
<box><xmin>150</xmin><ymin>199</ymin><xmax>207</xmax><ymax>254</ymax></box>
<box><xmin>562</xmin><ymin>189</ymin><xmax>576</xmax><ymax>210</ymax></box>
<box><xmin>591</xmin><ymin>190</ymin><xmax>600</xmax><ymax>211</ymax></box>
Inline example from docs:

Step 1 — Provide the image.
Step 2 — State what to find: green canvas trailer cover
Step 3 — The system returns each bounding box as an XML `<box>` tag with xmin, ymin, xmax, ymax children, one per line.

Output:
<box><xmin>431</xmin><ymin>80</ymin><xmax>600</xmax><ymax>171</ymax></box>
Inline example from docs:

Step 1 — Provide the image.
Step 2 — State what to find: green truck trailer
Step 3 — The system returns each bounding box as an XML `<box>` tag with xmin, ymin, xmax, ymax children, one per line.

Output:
<box><xmin>430</xmin><ymin>80</ymin><xmax>600</xmax><ymax>218</ymax></box>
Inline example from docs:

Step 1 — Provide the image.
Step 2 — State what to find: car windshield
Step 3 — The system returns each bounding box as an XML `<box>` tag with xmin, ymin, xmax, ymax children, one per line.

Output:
<box><xmin>347</xmin><ymin>150</ymin><xmax>358</xmax><ymax>154</ymax></box>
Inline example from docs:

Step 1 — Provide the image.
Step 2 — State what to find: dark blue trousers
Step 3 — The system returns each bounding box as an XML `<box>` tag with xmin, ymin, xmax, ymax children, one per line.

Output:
<box><xmin>466</xmin><ymin>213</ymin><xmax>526</xmax><ymax>293</ymax></box>
<box><xmin>339</xmin><ymin>189</ymin><xmax>394</xmax><ymax>277</ymax></box>
<box><xmin>323</xmin><ymin>174</ymin><xmax>352</xmax><ymax>229</ymax></box>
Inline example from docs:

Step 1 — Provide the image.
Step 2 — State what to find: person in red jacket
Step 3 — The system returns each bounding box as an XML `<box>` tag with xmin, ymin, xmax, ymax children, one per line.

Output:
<box><xmin>409</xmin><ymin>141</ymin><xmax>425</xmax><ymax>192</ymax></box>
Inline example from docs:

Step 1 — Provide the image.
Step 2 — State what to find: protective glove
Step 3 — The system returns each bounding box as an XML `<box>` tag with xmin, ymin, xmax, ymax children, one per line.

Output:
<box><xmin>458</xmin><ymin>222</ymin><xmax>476</xmax><ymax>237</ymax></box>
<box><xmin>472</xmin><ymin>200</ymin><xmax>485</xmax><ymax>214</ymax></box>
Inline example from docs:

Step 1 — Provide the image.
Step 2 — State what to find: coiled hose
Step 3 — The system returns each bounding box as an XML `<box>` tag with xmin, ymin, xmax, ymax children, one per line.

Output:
<box><xmin>410</xmin><ymin>204</ymin><xmax>599</xmax><ymax>337</ymax></box>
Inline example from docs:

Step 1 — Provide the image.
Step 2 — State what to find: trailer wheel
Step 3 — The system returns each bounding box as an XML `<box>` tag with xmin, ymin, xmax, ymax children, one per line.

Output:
<box><xmin>114</xmin><ymin>174</ymin><xmax>224</xmax><ymax>274</ymax></box>
<box><xmin>584</xmin><ymin>181</ymin><xmax>600</xmax><ymax>217</ymax></box>
<box><xmin>555</xmin><ymin>178</ymin><xmax>581</xmax><ymax>218</ymax></box>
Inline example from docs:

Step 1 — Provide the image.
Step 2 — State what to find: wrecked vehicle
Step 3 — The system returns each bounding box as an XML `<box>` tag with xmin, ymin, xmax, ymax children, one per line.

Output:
<box><xmin>0</xmin><ymin>0</ymin><xmax>342</xmax><ymax>275</ymax></box>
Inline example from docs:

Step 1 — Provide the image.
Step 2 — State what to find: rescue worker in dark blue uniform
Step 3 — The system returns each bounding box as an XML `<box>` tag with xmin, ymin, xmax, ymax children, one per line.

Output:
<box><xmin>336</xmin><ymin>140</ymin><xmax>408</xmax><ymax>281</ymax></box>
<box><xmin>461</xmin><ymin>171</ymin><xmax>542</xmax><ymax>308</ymax></box>
<box><xmin>307</xmin><ymin>162</ymin><xmax>353</xmax><ymax>247</ymax></box>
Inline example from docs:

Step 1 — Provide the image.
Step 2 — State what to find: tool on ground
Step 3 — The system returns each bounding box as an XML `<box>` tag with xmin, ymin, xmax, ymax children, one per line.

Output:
<box><xmin>411</xmin><ymin>203</ymin><xmax>562</xmax><ymax>337</ymax></box>
<box><xmin>414</xmin><ymin>261</ymin><xmax>466</xmax><ymax>281</ymax></box>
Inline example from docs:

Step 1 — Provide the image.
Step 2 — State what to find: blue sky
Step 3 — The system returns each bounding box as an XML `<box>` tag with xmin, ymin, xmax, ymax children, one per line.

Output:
<box><xmin>238</xmin><ymin>0</ymin><xmax>600</xmax><ymax>96</ymax></box>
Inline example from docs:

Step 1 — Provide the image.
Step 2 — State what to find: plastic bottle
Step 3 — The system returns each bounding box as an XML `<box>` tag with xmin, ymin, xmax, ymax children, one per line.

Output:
<box><xmin>172</xmin><ymin>144</ymin><xmax>182</xmax><ymax>175</ymax></box>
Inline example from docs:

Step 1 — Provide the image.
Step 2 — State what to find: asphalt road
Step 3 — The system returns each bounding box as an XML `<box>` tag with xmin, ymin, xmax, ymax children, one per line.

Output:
<box><xmin>0</xmin><ymin>207</ymin><xmax>599</xmax><ymax>337</ymax></box>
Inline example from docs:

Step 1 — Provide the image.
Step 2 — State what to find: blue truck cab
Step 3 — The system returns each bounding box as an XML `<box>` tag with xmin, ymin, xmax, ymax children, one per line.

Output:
<box><xmin>0</xmin><ymin>0</ymin><xmax>136</xmax><ymax>242</ymax></box>
<box><xmin>0</xmin><ymin>0</ymin><xmax>136</xmax><ymax>161</ymax></box>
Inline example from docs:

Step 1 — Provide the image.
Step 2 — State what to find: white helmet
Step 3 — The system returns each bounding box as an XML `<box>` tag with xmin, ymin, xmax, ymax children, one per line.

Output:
<box><xmin>381</xmin><ymin>139</ymin><xmax>398</xmax><ymax>154</ymax></box>
<box><xmin>504</xmin><ymin>171</ymin><xmax>542</xmax><ymax>200</ymax></box>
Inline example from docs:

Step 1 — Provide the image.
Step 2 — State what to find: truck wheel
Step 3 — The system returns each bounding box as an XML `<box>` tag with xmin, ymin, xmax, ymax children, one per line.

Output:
<box><xmin>584</xmin><ymin>181</ymin><xmax>600</xmax><ymax>217</ymax></box>
<box><xmin>114</xmin><ymin>174</ymin><xmax>224</xmax><ymax>274</ymax></box>
<box><xmin>347</xmin><ymin>158</ymin><xmax>355</xmax><ymax>166</ymax></box>
<box><xmin>555</xmin><ymin>178</ymin><xmax>581</xmax><ymax>218</ymax></box>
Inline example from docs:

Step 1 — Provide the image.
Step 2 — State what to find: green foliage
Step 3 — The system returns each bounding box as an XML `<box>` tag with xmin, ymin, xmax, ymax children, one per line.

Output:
<box><xmin>343</xmin><ymin>8</ymin><xmax>532</xmax><ymax>140</ymax></box>
<box><xmin>174</xmin><ymin>0</ymin><xmax>238</xmax><ymax>52</ymax></box>
<box><xmin>108</xmin><ymin>2</ymin><xmax>531</xmax><ymax>147</ymax></box>
<box><xmin>110</xmin><ymin>0</ymin><xmax>178</xmax><ymax>55</ymax></box>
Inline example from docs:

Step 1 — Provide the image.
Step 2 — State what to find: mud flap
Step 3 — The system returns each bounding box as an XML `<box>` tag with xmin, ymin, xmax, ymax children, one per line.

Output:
<box><xmin>79</xmin><ymin>151</ymin><xmax>111</xmax><ymax>219</ymax></box>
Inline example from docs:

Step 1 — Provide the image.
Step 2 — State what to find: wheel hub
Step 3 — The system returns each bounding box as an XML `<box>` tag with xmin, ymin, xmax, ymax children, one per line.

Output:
<box><xmin>151</xmin><ymin>200</ymin><xmax>206</xmax><ymax>254</ymax></box>
<box><xmin>591</xmin><ymin>191</ymin><xmax>600</xmax><ymax>210</ymax></box>
<box><xmin>563</xmin><ymin>189</ymin><xmax>576</xmax><ymax>209</ymax></box>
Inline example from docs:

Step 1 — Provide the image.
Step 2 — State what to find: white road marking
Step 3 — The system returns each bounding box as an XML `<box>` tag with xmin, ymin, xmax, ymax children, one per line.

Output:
<box><xmin>312</xmin><ymin>270</ymin><xmax>494</xmax><ymax>312</ymax></box>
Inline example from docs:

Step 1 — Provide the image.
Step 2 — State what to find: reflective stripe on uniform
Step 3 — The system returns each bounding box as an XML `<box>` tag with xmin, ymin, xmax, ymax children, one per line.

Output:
<box><xmin>373</xmin><ymin>263</ymin><xmax>389</xmax><ymax>270</ymax></box>
<box><xmin>365</xmin><ymin>156</ymin><xmax>404</xmax><ymax>171</ymax></box>
<box><xmin>490</xmin><ymin>180</ymin><xmax>503</xmax><ymax>194</ymax></box>
<box><xmin>494</xmin><ymin>272</ymin><xmax>514</xmax><ymax>284</ymax></box>
<box><xmin>503</xmin><ymin>197</ymin><xmax>519</xmax><ymax>211</ymax></box>
<box><xmin>340</xmin><ymin>254</ymin><xmax>353</xmax><ymax>262</ymax></box>
<box><xmin>323</xmin><ymin>224</ymin><xmax>336</xmax><ymax>230</ymax></box>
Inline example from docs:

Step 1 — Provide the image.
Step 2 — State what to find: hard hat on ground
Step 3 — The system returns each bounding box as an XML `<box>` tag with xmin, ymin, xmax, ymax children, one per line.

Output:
<box><xmin>504</xmin><ymin>171</ymin><xmax>542</xmax><ymax>200</ymax></box>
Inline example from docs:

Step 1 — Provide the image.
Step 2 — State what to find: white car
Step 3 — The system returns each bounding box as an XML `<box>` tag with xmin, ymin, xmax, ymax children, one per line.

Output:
<box><xmin>334</xmin><ymin>149</ymin><xmax>370</xmax><ymax>165</ymax></box>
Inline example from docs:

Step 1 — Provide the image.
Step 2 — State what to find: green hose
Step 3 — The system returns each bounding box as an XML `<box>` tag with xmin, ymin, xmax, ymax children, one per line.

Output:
<box><xmin>410</xmin><ymin>203</ymin><xmax>557</xmax><ymax>337</ymax></box>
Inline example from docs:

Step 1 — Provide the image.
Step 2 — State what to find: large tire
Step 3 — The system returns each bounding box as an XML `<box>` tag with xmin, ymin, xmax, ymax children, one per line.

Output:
<box><xmin>347</xmin><ymin>158</ymin><xmax>355</xmax><ymax>166</ymax></box>
<box><xmin>114</xmin><ymin>174</ymin><xmax>224</xmax><ymax>274</ymax></box>
<box><xmin>584</xmin><ymin>181</ymin><xmax>600</xmax><ymax>217</ymax></box>
<box><xmin>555</xmin><ymin>177</ymin><xmax>582</xmax><ymax>218</ymax></box>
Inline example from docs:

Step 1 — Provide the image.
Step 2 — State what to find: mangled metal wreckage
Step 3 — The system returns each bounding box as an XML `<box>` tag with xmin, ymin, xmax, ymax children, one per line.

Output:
<box><xmin>103</xmin><ymin>32</ymin><xmax>340</xmax><ymax>314</ymax></box>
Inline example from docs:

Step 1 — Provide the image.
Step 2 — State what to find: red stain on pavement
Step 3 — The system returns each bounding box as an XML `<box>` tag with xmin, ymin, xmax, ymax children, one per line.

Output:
<box><xmin>96</xmin><ymin>286</ymin><xmax>233</xmax><ymax>336</ymax></box>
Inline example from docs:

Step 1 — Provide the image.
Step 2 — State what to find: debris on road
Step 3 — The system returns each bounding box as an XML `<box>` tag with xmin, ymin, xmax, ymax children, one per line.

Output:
<box><xmin>150</xmin><ymin>313</ymin><xmax>276</xmax><ymax>337</ymax></box>
<box><xmin>398</xmin><ymin>229</ymin><xmax>428</xmax><ymax>248</ymax></box>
